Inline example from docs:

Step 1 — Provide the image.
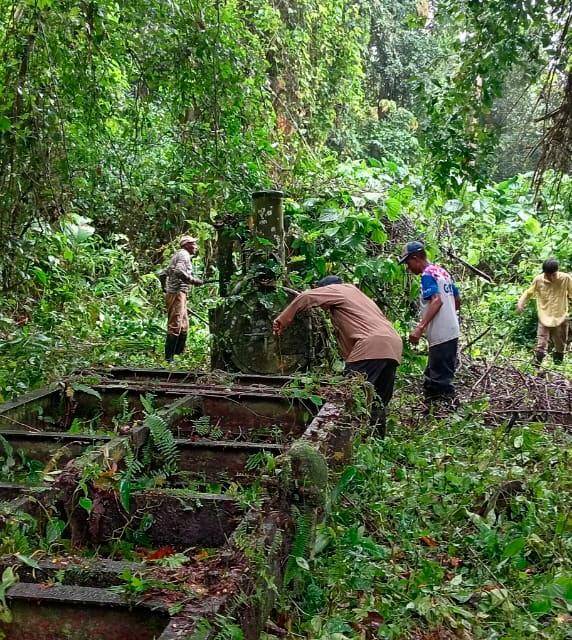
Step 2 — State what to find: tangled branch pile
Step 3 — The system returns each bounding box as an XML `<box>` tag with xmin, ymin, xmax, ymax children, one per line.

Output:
<box><xmin>397</xmin><ymin>358</ymin><xmax>572</xmax><ymax>430</ymax></box>
<box><xmin>458</xmin><ymin>360</ymin><xmax>571</xmax><ymax>428</ymax></box>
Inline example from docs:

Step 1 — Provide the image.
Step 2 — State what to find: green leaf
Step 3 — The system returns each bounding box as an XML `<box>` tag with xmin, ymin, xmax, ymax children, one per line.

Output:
<box><xmin>295</xmin><ymin>556</ymin><xmax>310</xmax><ymax>570</ymax></box>
<box><xmin>15</xmin><ymin>554</ymin><xmax>40</xmax><ymax>569</ymax></box>
<box><xmin>319</xmin><ymin>208</ymin><xmax>342</xmax><ymax>223</ymax></box>
<box><xmin>472</xmin><ymin>199</ymin><xmax>488</xmax><ymax>214</ymax></box>
<box><xmin>33</xmin><ymin>268</ymin><xmax>49</xmax><ymax>285</ymax></box>
<box><xmin>444</xmin><ymin>199</ymin><xmax>463</xmax><ymax>213</ymax></box>
<box><xmin>45</xmin><ymin>518</ymin><xmax>65</xmax><ymax>545</ymax></box>
<box><xmin>546</xmin><ymin>575</ymin><xmax>572</xmax><ymax>602</ymax></box>
<box><xmin>0</xmin><ymin>115</ymin><xmax>11</xmax><ymax>131</ymax></box>
<box><xmin>0</xmin><ymin>567</ymin><xmax>17</xmax><ymax>607</ymax></box>
<box><xmin>370</xmin><ymin>228</ymin><xmax>388</xmax><ymax>243</ymax></box>
<box><xmin>79</xmin><ymin>497</ymin><xmax>93</xmax><ymax>513</ymax></box>
<box><xmin>502</xmin><ymin>537</ymin><xmax>526</xmax><ymax>558</ymax></box>
<box><xmin>362</xmin><ymin>192</ymin><xmax>383</xmax><ymax>203</ymax></box>
<box><xmin>524</xmin><ymin>217</ymin><xmax>541</xmax><ymax>234</ymax></box>
<box><xmin>350</xmin><ymin>196</ymin><xmax>366</xmax><ymax>208</ymax></box>
<box><xmin>529</xmin><ymin>597</ymin><xmax>552</xmax><ymax>615</ymax></box>
<box><xmin>119</xmin><ymin>478</ymin><xmax>131</xmax><ymax>511</ymax></box>
<box><xmin>71</xmin><ymin>383</ymin><xmax>102</xmax><ymax>400</ymax></box>
<box><xmin>385</xmin><ymin>197</ymin><xmax>402</xmax><ymax>220</ymax></box>
<box><xmin>513</xmin><ymin>435</ymin><xmax>523</xmax><ymax>449</ymax></box>
<box><xmin>64</xmin><ymin>222</ymin><xmax>95</xmax><ymax>242</ymax></box>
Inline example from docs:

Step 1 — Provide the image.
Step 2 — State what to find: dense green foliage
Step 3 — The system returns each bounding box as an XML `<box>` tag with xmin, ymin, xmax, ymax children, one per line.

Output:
<box><xmin>0</xmin><ymin>1</ymin><xmax>571</xmax><ymax>637</ymax></box>
<box><xmin>289</xmin><ymin>402</ymin><xmax>572</xmax><ymax>639</ymax></box>
<box><xmin>0</xmin><ymin>218</ymin><xmax>210</xmax><ymax>399</ymax></box>
<box><xmin>0</xmin><ymin>0</ymin><xmax>369</xmax><ymax>292</ymax></box>
<box><xmin>421</xmin><ymin>0</ymin><xmax>572</xmax><ymax>188</ymax></box>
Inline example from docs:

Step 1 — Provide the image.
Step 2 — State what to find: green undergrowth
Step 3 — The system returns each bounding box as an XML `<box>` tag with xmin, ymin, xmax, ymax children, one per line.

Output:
<box><xmin>0</xmin><ymin>221</ymin><xmax>211</xmax><ymax>401</ymax></box>
<box><xmin>286</xmin><ymin>403</ymin><xmax>571</xmax><ymax>639</ymax></box>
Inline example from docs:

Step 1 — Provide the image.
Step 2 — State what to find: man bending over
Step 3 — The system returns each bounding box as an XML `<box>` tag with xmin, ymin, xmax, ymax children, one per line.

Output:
<box><xmin>272</xmin><ymin>276</ymin><xmax>402</xmax><ymax>434</ymax></box>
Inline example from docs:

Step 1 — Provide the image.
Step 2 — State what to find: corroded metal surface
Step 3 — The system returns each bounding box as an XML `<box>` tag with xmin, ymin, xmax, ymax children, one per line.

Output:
<box><xmin>0</xmin><ymin>369</ymin><xmax>367</xmax><ymax>640</ymax></box>
<box><xmin>2</xmin><ymin>585</ymin><xmax>169</xmax><ymax>640</ymax></box>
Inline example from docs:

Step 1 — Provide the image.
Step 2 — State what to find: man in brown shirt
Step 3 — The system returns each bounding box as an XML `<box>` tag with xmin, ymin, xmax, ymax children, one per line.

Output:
<box><xmin>273</xmin><ymin>276</ymin><xmax>402</xmax><ymax>433</ymax></box>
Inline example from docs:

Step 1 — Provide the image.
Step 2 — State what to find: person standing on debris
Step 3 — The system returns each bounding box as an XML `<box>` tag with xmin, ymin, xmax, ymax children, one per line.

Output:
<box><xmin>272</xmin><ymin>276</ymin><xmax>403</xmax><ymax>433</ymax></box>
<box><xmin>517</xmin><ymin>258</ymin><xmax>572</xmax><ymax>365</ymax></box>
<box><xmin>164</xmin><ymin>236</ymin><xmax>203</xmax><ymax>362</ymax></box>
<box><xmin>399</xmin><ymin>241</ymin><xmax>461</xmax><ymax>404</ymax></box>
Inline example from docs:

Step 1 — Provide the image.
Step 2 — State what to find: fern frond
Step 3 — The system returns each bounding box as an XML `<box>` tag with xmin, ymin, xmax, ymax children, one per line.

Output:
<box><xmin>284</xmin><ymin>507</ymin><xmax>313</xmax><ymax>586</ymax></box>
<box><xmin>193</xmin><ymin>415</ymin><xmax>211</xmax><ymax>436</ymax></box>
<box><xmin>145</xmin><ymin>413</ymin><xmax>179</xmax><ymax>476</ymax></box>
<box><xmin>140</xmin><ymin>393</ymin><xmax>156</xmax><ymax>415</ymax></box>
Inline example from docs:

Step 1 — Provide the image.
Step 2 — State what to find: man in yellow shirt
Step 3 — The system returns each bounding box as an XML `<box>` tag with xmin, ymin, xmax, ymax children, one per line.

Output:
<box><xmin>517</xmin><ymin>258</ymin><xmax>572</xmax><ymax>364</ymax></box>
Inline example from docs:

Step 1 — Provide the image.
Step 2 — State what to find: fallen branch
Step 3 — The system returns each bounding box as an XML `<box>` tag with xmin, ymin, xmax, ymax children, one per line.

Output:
<box><xmin>446</xmin><ymin>249</ymin><xmax>495</xmax><ymax>284</ymax></box>
<box><xmin>471</xmin><ymin>338</ymin><xmax>509</xmax><ymax>392</ymax></box>
<box><xmin>462</xmin><ymin>326</ymin><xmax>492</xmax><ymax>352</ymax></box>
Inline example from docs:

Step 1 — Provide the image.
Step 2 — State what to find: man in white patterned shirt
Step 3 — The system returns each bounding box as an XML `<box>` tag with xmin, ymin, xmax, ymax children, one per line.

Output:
<box><xmin>164</xmin><ymin>236</ymin><xmax>203</xmax><ymax>361</ymax></box>
<box><xmin>400</xmin><ymin>241</ymin><xmax>461</xmax><ymax>404</ymax></box>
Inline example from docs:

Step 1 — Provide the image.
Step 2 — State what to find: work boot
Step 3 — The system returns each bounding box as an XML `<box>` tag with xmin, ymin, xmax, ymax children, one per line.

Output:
<box><xmin>164</xmin><ymin>334</ymin><xmax>178</xmax><ymax>362</ymax></box>
<box><xmin>533</xmin><ymin>350</ymin><xmax>546</xmax><ymax>366</ymax></box>
<box><xmin>553</xmin><ymin>352</ymin><xmax>564</xmax><ymax>365</ymax></box>
<box><xmin>174</xmin><ymin>331</ymin><xmax>187</xmax><ymax>355</ymax></box>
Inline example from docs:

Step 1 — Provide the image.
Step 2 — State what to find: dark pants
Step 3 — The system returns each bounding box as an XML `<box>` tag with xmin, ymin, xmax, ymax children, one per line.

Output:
<box><xmin>345</xmin><ymin>359</ymin><xmax>398</xmax><ymax>434</ymax></box>
<box><xmin>424</xmin><ymin>338</ymin><xmax>458</xmax><ymax>400</ymax></box>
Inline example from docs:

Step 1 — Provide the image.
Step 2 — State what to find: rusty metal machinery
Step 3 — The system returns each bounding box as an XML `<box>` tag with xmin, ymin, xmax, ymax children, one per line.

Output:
<box><xmin>210</xmin><ymin>190</ymin><xmax>319</xmax><ymax>375</ymax></box>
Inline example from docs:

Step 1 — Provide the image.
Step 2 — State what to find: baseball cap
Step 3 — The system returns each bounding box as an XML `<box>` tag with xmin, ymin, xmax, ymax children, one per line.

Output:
<box><xmin>316</xmin><ymin>275</ymin><xmax>343</xmax><ymax>287</ymax></box>
<box><xmin>398</xmin><ymin>240</ymin><xmax>425</xmax><ymax>264</ymax></box>
<box><xmin>180</xmin><ymin>235</ymin><xmax>198</xmax><ymax>247</ymax></box>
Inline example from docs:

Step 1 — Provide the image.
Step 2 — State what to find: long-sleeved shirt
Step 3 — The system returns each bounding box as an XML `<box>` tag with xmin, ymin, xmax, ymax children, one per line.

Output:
<box><xmin>276</xmin><ymin>283</ymin><xmax>403</xmax><ymax>363</ymax></box>
<box><xmin>165</xmin><ymin>249</ymin><xmax>201</xmax><ymax>294</ymax></box>
<box><xmin>518</xmin><ymin>272</ymin><xmax>572</xmax><ymax>327</ymax></box>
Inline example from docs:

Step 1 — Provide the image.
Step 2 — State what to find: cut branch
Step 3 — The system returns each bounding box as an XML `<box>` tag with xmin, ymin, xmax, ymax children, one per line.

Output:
<box><xmin>446</xmin><ymin>249</ymin><xmax>495</xmax><ymax>283</ymax></box>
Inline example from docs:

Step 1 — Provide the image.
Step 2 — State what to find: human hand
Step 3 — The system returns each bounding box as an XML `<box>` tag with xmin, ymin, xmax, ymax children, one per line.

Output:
<box><xmin>409</xmin><ymin>328</ymin><xmax>422</xmax><ymax>345</ymax></box>
<box><xmin>272</xmin><ymin>319</ymin><xmax>283</xmax><ymax>336</ymax></box>
<box><xmin>516</xmin><ymin>302</ymin><xmax>524</xmax><ymax>313</ymax></box>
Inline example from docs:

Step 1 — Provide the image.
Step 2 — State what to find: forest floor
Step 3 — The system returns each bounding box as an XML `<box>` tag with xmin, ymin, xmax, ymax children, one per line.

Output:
<box><xmin>274</xmin><ymin>357</ymin><xmax>572</xmax><ymax>640</ymax></box>
<box><xmin>1</xmin><ymin>276</ymin><xmax>571</xmax><ymax>639</ymax></box>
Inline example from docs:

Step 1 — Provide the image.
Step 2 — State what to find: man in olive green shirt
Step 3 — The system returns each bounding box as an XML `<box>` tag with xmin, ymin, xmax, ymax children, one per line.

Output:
<box><xmin>517</xmin><ymin>258</ymin><xmax>572</xmax><ymax>364</ymax></box>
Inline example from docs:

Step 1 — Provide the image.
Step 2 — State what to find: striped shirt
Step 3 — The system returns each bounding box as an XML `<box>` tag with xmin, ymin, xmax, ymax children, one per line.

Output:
<box><xmin>165</xmin><ymin>249</ymin><xmax>201</xmax><ymax>294</ymax></box>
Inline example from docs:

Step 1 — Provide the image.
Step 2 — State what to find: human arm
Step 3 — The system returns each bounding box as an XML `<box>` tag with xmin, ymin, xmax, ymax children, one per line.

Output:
<box><xmin>409</xmin><ymin>294</ymin><xmax>443</xmax><ymax>345</ymax></box>
<box><xmin>173</xmin><ymin>269</ymin><xmax>203</xmax><ymax>285</ymax></box>
<box><xmin>453</xmin><ymin>283</ymin><xmax>461</xmax><ymax>312</ymax></box>
<box><xmin>516</xmin><ymin>280</ymin><xmax>537</xmax><ymax>313</ymax></box>
<box><xmin>184</xmin><ymin>273</ymin><xmax>204</xmax><ymax>286</ymax></box>
<box><xmin>171</xmin><ymin>252</ymin><xmax>203</xmax><ymax>285</ymax></box>
<box><xmin>273</xmin><ymin>287</ymin><xmax>344</xmax><ymax>335</ymax></box>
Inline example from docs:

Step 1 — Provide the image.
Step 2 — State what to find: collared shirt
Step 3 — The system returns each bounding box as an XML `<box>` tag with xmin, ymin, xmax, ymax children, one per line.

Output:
<box><xmin>275</xmin><ymin>283</ymin><xmax>403</xmax><ymax>363</ymax></box>
<box><xmin>519</xmin><ymin>272</ymin><xmax>572</xmax><ymax>327</ymax></box>
<box><xmin>420</xmin><ymin>264</ymin><xmax>460</xmax><ymax>347</ymax></box>
<box><xmin>165</xmin><ymin>249</ymin><xmax>200</xmax><ymax>294</ymax></box>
